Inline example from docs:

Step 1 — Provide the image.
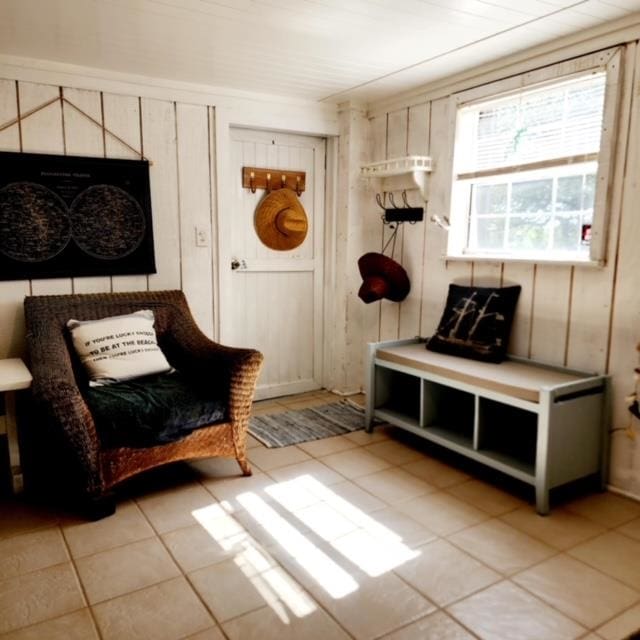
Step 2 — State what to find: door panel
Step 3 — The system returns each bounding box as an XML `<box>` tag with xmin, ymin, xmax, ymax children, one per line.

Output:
<box><xmin>221</xmin><ymin>129</ymin><xmax>325</xmax><ymax>399</ymax></box>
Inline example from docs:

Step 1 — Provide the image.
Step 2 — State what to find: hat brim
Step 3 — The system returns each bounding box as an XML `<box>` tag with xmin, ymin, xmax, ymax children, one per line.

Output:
<box><xmin>358</xmin><ymin>252</ymin><xmax>410</xmax><ymax>302</ymax></box>
<box><xmin>255</xmin><ymin>189</ymin><xmax>308</xmax><ymax>251</ymax></box>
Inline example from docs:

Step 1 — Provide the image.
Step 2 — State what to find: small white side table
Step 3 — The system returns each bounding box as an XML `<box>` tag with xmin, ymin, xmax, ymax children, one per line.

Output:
<box><xmin>0</xmin><ymin>359</ymin><xmax>32</xmax><ymax>493</ymax></box>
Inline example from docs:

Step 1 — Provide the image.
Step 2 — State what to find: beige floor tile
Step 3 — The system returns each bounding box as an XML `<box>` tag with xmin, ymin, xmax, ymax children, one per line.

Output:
<box><xmin>310</xmin><ymin>571</ymin><xmax>436</xmax><ymax>640</ymax></box>
<box><xmin>187</xmin><ymin>457</ymin><xmax>248</xmax><ymax>480</ymax></box>
<box><xmin>248</xmin><ymin>446</ymin><xmax>312</xmax><ymax>472</ymax></box>
<box><xmin>500</xmin><ymin>506</ymin><xmax>606</xmax><ymax>550</ymax></box>
<box><xmin>344</xmin><ymin>427</ymin><xmax>392</xmax><ymax>445</ymax></box>
<box><xmin>448</xmin><ymin>580</ymin><xmax>585</xmax><ymax>640</ymax></box>
<box><xmin>298</xmin><ymin>434</ymin><xmax>359</xmax><ymax>457</ymax></box>
<box><xmin>394</xmin><ymin>538</ymin><xmax>500</xmax><ymax>606</ymax></box>
<box><xmin>380</xmin><ymin>610</ymin><xmax>477</xmax><ymax>639</ymax></box>
<box><xmin>92</xmin><ymin>576</ymin><xmax>212</xmax><ymax>640</ymax></box>
<box><xmin>63</xmin><ymin>500</ymin><xmax>154</xmax><ymax>558</ymax></box>
<box><xmin>246</xmin><ymin>434</ymin><xmax>265</xmax><ymax>449</ymax></box>
<box><xmin>347</xmin><ymin>393</ymin><xmax>366</xmax><ymax>408</ymax></box>
<box><xmin>354</xmin><ymin>468</ymin><xmax>435</xmax><ymax>505</ymax></box>
<box><xmin>189</xmin><ymin>553</ymin><xmax>312</xmax><ymax>623</ymax></box>
<box><xmin>280</xmin><ymin>396</ymin><xmax>338</xmax><ymax>411</ymax></box>
<box><xmin>446</xmin><ymin>479</ymin><xmax>524</xmax><ymax>516</ymax></box>
<box><xmin>0</xmin><ymin>609</ymin><xmax>99</xmax><ymax>640</ymax></box>
<box><xmin>569</xmin><ymin>531</ymin><xmax>640</xmax><ymax>590</ymax></box>
<box><xmin>0</xmin><ymin>499</ymin><xmax>60</xmax><ymax>540</ymax></box>
<box><xmin>402</xmin><ymin>458</ymin><xmax>470</xmax><ymax>488</ymax></box>
<box><xmin>565</xmin><ymin>492</ymin><xmax>640</xmax><ymax>528</ymax></box>
<box><xmin>222</xmin><ymin>604</ymin><xmax>351</xmax><ymax>640</ymax></box>
<box><xmin>0</xmin><ymin>528</ymin><xmax>68</xmax><ymax>580</ymax></box>
<box><xmin>267</xmin><ymin>459</ymin><xmax>346</xmax><ymax>485</ymax></box>
<box><xmin>618</xmin><ymin>517</ymin><xmax>640</xmax><ymax>542</ymax></box>
<box><xmin>330</xmin><ymin>526</ymin><xmax>422</xmax><ymax>577</ymax></box>
<box><xmin>512</xmin><ymin>554</ymin><xmax>639</xmax><ymax>628</ymax></box>
<box><xmin>162</xmin><ymin>521</ymin><xmax>252</xmax><ymax>572</ymax></box>
<box><xmin>203</xmin><ymin>473</ymin><xmax>276</xmax><ymax>512</ymax></box>
<box><xmin>449</xmin><ymin>519</ymin><xmax>556</xmax><ymax>576</ymax></box>
<box><xmin>184</xmin><ymin>627</ymin><xmax>227</xmax><ymax>640</ymax></box>
<box><xmin>326</xmin><ymin>480</ymin><xmax>387</xmax><ymax>514</ymax></box>
<box><xmin>396</xmin><ymin>492</ymin><xmax>487</xmax><ymax>536</ymax></box>
<box><xmin>364</xmin><ymin>440</ymin><xmax>426</xmax><ymax>465</ymax></box>
<box><xmin>0</xmin><ymin>563</ymin><xmax>85</xmax><ymax>635</ymax></box>
<box><xmin>75</xmin><ymin>538</ymin><xmax>180</xmax><ymax>604</ymax></box>
<box><xmin>295</xmin><ymin>501</ymin><xmax>360</xmax><ymax>541</ymax></box>
<box><xmin>320</xmin><ymin>449</ymin><xmax>392</xmax><ymax>479</ymax></box>
<box><xmin>136</xmin><ymin>483</ymin><xmax>219</xmax><ymax>534</ymax></box>
<box><xmin>363</xmin><ymin>507</ymin><xmax>437</xmax><ymax>549</ymax></box>
<box><xmin>596</xmin><ymin>602</ymin><xmax>640</xmax><ymax>640</ymax></box>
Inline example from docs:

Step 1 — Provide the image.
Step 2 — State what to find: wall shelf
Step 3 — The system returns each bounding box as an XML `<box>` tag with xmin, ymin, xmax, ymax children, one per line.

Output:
<box><xmin>361</xmin><ymin>155</ymin><xmax>432</xmax><ymax>201</ymax></box>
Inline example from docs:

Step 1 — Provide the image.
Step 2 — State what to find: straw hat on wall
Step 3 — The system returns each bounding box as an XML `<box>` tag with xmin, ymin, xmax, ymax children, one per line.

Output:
<box><xmin>255</xmin><ymin>188</ymin><xmax>308</xmax><ymax>251</ymax></box>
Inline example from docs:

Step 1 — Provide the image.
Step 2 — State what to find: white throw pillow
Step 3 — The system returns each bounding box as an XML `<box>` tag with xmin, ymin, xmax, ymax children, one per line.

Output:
<box><xmin>67</xmin><ymin>309</ymin><xmax>173</xmax><ymax>386</ymax></box>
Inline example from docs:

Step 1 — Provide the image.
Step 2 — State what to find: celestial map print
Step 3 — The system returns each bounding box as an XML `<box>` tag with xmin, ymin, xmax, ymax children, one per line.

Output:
<box><xmin>70</xmin><ymin>184</ymin><xmax>146</xmax><ymax>260</ymax></box>
<box><xmin>0</xmin><ymin>182</ymin><xmax>71</xmax><ymax>263</ymax></box>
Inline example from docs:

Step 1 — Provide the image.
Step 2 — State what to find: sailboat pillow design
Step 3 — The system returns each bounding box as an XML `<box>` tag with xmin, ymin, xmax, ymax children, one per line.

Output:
<box><xmin>426</xmin><ymin>284</ymin><xmax>521</xmax><ymax>363</ymax></box>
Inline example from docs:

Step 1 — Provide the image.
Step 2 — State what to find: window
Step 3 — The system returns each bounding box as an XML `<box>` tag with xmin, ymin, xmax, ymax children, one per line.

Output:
<box><xmin>448</xmin><ymin>50</ymin><xmax>621</xmax><ymax>265</ymax></box>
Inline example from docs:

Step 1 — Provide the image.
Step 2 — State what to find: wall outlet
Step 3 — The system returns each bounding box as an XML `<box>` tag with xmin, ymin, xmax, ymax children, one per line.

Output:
<box><xmin>195</xmin><ymin>226</ymin><xmax>209</xmax><ymax>247</ymax></box>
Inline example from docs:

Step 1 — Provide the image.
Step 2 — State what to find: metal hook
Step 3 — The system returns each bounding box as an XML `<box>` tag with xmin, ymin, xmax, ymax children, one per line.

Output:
<box><xmin>266</xmin><ymin>173</ymin><xmax>272</xmax><ymax>193</ymax></box>
<box><xmin>388</xmin><ymin>193</ymin><xmax>399</xmax><ymax>209</ymax></box>
<box><xmin>375</xmin><ymin>192</ymin><xmax>386</xmax><ymax>211</ymax></box>
<box><xmin>249</xmin><ymin>171</ymin><xmax>256</xmax><ymax>194</ymax></box>
<box><xmin>281</xmin><ymin>174</ymin><xmax>287</xmax><ymax>189</ymax></box>
<box><xmin>295</xmin><ymin>175</ymin><xmax>302</xmax><ymax>196</ymax></box>
<box><xmin>402</xmin><ymin>190</ymin><xmax>409</xmax><ymax>208</ymax></box>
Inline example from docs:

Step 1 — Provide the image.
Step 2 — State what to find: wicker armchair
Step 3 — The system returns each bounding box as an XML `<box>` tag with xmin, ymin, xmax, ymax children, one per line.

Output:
<box><xmin>23</xmin><ymin>290</ymin><xmax>263</xmax><ymax>518</ymax></box>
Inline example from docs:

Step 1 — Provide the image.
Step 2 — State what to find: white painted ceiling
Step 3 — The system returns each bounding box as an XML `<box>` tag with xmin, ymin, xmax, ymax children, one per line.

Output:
<box><xmin>0</xmin><ymin>0</ymin><xmax>639</xmax><ymax>104</ymax></box>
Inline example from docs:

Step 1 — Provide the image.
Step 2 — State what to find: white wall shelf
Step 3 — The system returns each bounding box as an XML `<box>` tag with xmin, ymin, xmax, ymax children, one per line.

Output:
<box><xmin>361</xmin><ymin>155</ymin><xmax>432</xmax><ymax>200</ymax></box>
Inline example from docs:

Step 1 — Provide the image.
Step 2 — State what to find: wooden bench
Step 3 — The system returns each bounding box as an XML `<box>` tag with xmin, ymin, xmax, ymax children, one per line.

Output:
<box><xmin>365</xmin><ymin>338</ymin><xmax>609</xmax><ymax>514</ymax></box>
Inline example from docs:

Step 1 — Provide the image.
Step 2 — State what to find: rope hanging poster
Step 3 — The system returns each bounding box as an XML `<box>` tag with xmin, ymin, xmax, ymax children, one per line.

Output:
<box><xmin>0</xmin><ymin>151</ymin><xmax>156</xmax><ymax>281</ymax></box>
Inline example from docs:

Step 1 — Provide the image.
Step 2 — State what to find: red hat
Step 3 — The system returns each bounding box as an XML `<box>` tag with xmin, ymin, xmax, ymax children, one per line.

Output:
<box><xmin>358</xmin><ymin>252</ymin><xmax>410</xmax><ymax>303</ymax></box>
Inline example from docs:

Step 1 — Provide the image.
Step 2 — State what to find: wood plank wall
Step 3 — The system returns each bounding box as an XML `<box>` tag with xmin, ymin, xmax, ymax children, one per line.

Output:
<box><xmin>0</xmin><ymin>79</ymin><xmax>216</xmax><ymax>356</ymax></box>
<box><xmin>365</xmin><ymin>43</ymin><xmax>640</xmax><ymax>497</ymax></box>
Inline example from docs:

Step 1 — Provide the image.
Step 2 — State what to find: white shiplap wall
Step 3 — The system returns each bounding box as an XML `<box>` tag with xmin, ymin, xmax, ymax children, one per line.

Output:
<box><xmin>361</xmin><ymin>42</ymin><xmax>640</xmax><ymax>498</ymax></box>
<box><xmin>0</xmin><ymin>79</ymin><xmax>215</xmax><ymax>355</ymax></box>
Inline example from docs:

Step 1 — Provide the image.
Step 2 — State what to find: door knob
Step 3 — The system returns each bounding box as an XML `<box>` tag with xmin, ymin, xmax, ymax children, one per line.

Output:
<box><xmin>231</xmin><ymin>258</ymin><xmax>240</xmax><ymax>270</ymax></box>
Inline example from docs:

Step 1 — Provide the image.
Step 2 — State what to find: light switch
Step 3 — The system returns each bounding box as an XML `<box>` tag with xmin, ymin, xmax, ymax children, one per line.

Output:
<box><xmin>195</xmin><ymin>226</ymin><xmax>209</xmax><ymax>247</ymax></box>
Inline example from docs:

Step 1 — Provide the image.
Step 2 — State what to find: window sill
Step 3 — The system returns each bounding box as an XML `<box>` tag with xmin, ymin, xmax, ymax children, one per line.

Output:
<box><xmin>445</xmin><ymin>253</ymin><xmax>605</xmax><ymax>268</ymax></box>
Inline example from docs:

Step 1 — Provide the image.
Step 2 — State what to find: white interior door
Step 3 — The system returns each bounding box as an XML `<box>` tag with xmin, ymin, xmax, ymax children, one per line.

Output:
<box><xmin>220</xmin><ymin>128</ymin><xmax>326</xmax><ymax>400</ymax></box>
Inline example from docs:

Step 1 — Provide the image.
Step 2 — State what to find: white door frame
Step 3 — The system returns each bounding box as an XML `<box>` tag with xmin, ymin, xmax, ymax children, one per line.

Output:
<box><xmin>214</xmin><ymin>109</ymin><xmax>338</xmax><ymax>394</ymax></box>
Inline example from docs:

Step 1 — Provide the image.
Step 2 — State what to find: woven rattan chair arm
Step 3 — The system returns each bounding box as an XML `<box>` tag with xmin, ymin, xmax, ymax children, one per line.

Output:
<box><xmin>31</xmin><ymin>378</ymin><xmax>103</xmax><ymax>495</ymax></box>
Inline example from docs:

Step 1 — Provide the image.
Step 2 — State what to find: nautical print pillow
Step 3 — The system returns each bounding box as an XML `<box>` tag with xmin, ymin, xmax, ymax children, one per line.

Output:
<box><xmin>426</xmin><ymin>284</ymin><xmax>521</xmax><ymax>363</ymax></box>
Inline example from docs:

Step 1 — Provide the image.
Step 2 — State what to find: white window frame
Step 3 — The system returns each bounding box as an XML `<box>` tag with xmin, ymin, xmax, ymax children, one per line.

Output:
<box><xmin>447</xmin><ymin>47</ymin><xmax>622</xmax><ymax>267</ymax></box>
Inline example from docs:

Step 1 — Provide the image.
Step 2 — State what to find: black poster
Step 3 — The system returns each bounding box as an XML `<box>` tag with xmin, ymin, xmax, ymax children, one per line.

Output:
<box><xmin>0</xmin><ymin>151</ymin><xmax>156</xmax><ymax>281</ymax></box>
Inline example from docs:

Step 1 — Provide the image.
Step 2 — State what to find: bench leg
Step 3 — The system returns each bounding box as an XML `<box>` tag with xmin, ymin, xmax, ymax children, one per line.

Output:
<box><xmin>535</xmin><ymin>482</ymin><xmax>550</xmax><ymax>516</ymax></box>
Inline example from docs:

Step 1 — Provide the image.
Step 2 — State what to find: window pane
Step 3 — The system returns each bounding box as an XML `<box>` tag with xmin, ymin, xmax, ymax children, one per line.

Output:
<box><xmin>553</xmin><ymin>214</ymin><xmax>582</xmax><ymax>252</ymax></box>
<box><xmin>507</xmin><ymin>215</ymin><xmax>550</xmax><ymax>250</ymax></box>
<box><xmin>474</xmin><ymin>184</ymin><xmax>507</xmax><ymax>214</ymax></box>
<box><xmin>511</xmin><ymin>179</ymin><xmax>552</xmax><ymax>213</ymax></box>
<box><xmin>583</xmin><ymin>174</ymin><xmax>596</xmax><ymax>209</ymax></box>
<box><xmin>474</xmin><ymin>217</ymin><xmax>505</xmax><ymax>250</ymax></box>
<box><xmin>556</xmin><ymin>175</ymin><xmax>583</xmax><ymax>211</ymax></box>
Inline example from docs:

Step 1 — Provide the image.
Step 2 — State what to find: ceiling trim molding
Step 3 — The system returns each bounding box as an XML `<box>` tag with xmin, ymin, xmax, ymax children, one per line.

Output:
<box><xmin>0</xmin><ymin>54</ymin><xmax>339</xmax><ymax>136</ymax></box>
<box><xmin>367</xmin><ymin>11</ymin><xmax>640</xmax><ymax>118</ymax></box>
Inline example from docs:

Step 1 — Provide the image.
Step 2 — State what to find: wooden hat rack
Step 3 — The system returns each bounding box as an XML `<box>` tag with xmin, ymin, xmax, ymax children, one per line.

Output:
<box><xmin>243</xmin><ymin>166</ymin><xmax>306</xmax><ymax>196</ymax></box>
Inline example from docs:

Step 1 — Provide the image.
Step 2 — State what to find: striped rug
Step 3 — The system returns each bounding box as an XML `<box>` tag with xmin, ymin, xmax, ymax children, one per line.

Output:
<box><xmin>249</xmin><ymin>401</ymin><xmax>369</xmax><ymax>448</ymax></box>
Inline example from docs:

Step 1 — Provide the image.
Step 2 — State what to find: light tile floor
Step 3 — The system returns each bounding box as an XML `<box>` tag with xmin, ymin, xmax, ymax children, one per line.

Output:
<box><xmin>1</xmin><ymin>389</ymin><xmax>640</xmax><ymax>639</ymax></box>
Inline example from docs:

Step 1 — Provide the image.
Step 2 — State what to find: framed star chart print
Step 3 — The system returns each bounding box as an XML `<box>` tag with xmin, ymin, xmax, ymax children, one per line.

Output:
<box><xmin>0</xmin><ymin>151</ymin><xmax>156</xmax><ymax>281</ymax></box>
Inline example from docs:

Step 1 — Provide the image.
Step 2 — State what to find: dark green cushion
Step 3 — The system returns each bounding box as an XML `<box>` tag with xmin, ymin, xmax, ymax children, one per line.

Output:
<box><xmin>84</xmin><ymin>372</ymin><xmax>227</xmax><ymax>448</ymax></box>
